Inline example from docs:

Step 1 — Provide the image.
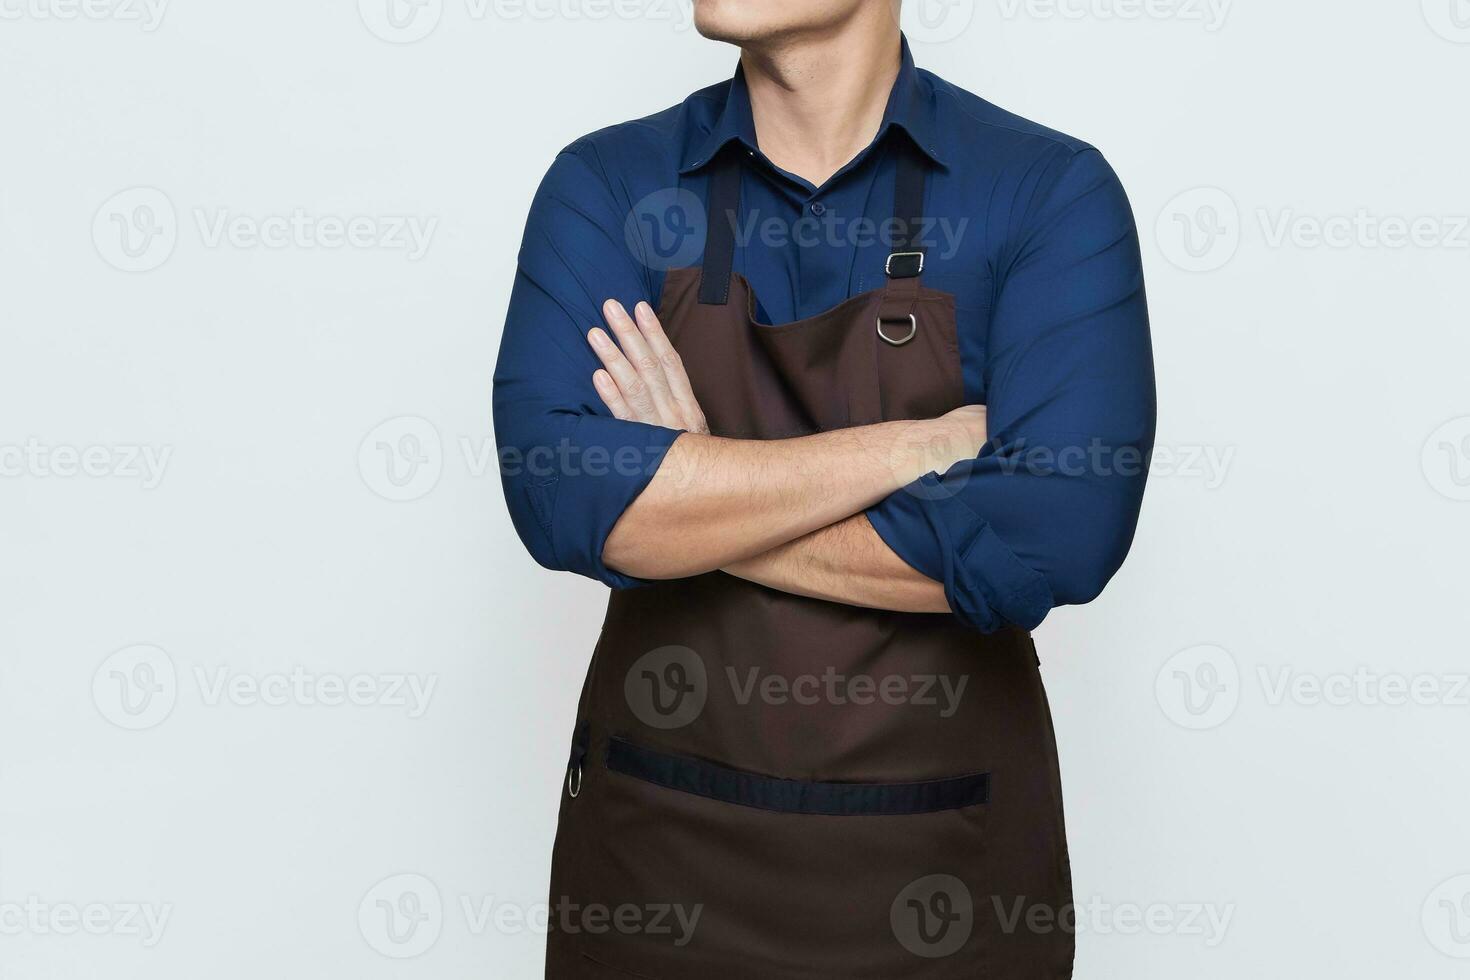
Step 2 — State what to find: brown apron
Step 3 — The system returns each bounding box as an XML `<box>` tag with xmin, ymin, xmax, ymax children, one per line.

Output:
<box><xmin>547</xmin><ymin>143</ymin><xmax>1074</xmax><ymax>978</ymax></box>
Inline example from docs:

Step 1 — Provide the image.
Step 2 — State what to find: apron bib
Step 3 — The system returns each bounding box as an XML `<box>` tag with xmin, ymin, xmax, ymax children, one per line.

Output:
<box><xmin>546</xmin><ymin>144</ymin><xmax>1075</xmax><ymax>979</ymax></box>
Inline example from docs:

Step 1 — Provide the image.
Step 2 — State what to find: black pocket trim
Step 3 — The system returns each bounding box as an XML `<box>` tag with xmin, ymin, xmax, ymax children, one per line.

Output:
<box><xmin>605</xmin><ymin>737</ymin><xmax>989</xmax><ymax>816</ymax></box>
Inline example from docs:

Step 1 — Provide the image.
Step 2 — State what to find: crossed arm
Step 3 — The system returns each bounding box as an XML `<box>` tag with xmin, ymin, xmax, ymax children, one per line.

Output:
<box><xmin>498</xmin><ymin>146</ymin><xmax>1152</xmax><ymax>632</ymax></box>
<box><xmin>586</xmin><ymin>299</ymin><xmax>985</xmax><ymax>613</ymax></box>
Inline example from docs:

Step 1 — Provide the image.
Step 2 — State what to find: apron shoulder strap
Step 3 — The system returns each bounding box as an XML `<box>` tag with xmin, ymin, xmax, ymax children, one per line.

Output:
<box><xmin>887</xmin><ymin>142</ymin><xmax>929</xmax><ymax>279</ymax></box>
<box><xmin>877</xmin><ymin>142</ymin><xmax>931</xmax><ymax>346</ymax></box>
<box><xmin>698</xmin><ymin>151</ymin><xmax>742</xmax><ymax>306</ymax></box>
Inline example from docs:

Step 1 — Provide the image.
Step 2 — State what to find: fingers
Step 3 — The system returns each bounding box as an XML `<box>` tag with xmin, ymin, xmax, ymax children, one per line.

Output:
<box><xmin>588</xmin><ymin>326</ymin><xmax>658</xmax><ymax>422</ymax></box>
<box><xmin>631</xmin><ymin>302</ymin><xmax>708</xmax><ymax>434</ymax></box>
<box><xmin>588</xmin><ymin>299</ymin><xmax>711</xmax><ymax>434</ymax></box>
<box><xmin>602</xmin><ymin>299</ymin><xmax>678</xmax><ymax>423</ymax></box>
<box><xmin>592</xmin><ymin>369</ymin><xmax>635</xmax><ymax>421</ymax></box>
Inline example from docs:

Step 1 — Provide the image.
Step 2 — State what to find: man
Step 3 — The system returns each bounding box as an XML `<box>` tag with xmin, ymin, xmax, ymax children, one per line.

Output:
<box><xmin>494</xmin><ymin>1</ymin><xmax>1155</xmax><ymax>975</ymax></box>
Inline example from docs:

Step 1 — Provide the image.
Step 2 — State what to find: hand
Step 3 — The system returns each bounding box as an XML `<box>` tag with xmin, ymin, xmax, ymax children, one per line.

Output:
<box><xmin>588</xmin><ymin>300</ymin><xmax>710</xmax><ymax>434</ymax></box>
<box><xmin>939</xmin><ymin>405</ymin><xmax>989</xmax><ymax>460</ymax></box>
<box><xmin>907</xmin><ymin>405</ymin><xmax>989</xmax><ymax>478</ymax></box>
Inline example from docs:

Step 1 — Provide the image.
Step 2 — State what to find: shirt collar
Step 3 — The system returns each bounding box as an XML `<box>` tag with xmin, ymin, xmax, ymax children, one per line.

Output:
<box><xmin>679</xmin><ymin>36</ymin><xmax>948</xmax><ymax>175</ymax></box>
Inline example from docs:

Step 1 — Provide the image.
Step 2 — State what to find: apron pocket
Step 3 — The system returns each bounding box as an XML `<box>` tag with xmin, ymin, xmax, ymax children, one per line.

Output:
<box><xmin>605</xmin><ymin>736</ymin><xmax>989</xmax><ymax>816</ymax></box>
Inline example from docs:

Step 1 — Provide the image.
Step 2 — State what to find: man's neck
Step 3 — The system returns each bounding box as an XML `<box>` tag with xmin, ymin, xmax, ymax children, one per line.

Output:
<box><xmin>739</xmin><ymin>18</ymin><xmax>903</xmax><ymax>188</ymax></box>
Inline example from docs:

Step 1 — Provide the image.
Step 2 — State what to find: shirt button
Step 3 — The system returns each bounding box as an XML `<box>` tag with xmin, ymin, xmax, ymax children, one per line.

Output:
<box><xmin>810</xmin><ymin>202</ymin><xmax>827</xmax><ymax>217</ymax></box>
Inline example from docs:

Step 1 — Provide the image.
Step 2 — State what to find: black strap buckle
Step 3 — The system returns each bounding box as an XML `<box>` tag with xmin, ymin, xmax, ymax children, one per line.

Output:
<box><xmin>885</xmin><ymin>250</ymin><xmax>925</xmax><ymax>279</ymax></box>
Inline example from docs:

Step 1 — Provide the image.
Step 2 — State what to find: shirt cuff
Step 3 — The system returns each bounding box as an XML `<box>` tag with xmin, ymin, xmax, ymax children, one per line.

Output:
<box><xmin>537</xmin><ymin>415</ymin><xmax>683</xmax><ymax>590</ymax></box>
<box><xmin>867</xmin><ymin>478</ymin><xmax>1055</xmax><ymax>632</ymax></box>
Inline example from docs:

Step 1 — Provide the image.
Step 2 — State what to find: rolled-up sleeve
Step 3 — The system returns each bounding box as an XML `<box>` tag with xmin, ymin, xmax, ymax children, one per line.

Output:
<box><xmin>867</xmin><ymin>147</ymin><xmax>1156</xmax><ymax>632</ymax></box>
<box><xmin>493</xmin><ymin>146</ymin><xmax>681</xmax><ymax>588</ymax></box>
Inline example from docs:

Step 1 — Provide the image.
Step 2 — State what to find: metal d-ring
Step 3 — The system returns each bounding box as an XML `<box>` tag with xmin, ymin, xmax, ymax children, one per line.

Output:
<box><xmin>567</xmin><ymin>764</ymin><xmax>582</xmax><ymax>799</ymax></box>
<box><xmin>877</xmin><ymin>314</ymin><xmax>918</xmax><ymax>347</ymax></box>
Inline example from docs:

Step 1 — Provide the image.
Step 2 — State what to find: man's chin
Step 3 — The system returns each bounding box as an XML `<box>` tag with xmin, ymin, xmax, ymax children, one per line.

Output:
<box><xmin>692</xmin><ymin>17</ymin><xmax>758</xmax><ymax>46</ymax></box>
<box><xmin>693</xmin><ymin>0</ymin><xmax>896</xmax><ymax>48</ymax></box>
<box><xmin>691</xmin><ymin>0</ymin><xmax>807</xmax><ymax>45</ymax></box>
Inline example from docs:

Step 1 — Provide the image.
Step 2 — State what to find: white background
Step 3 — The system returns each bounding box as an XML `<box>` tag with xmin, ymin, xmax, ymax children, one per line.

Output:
<box><xmin>2</xmin><ymin>1</ymin><xmax>1468</xmax><ymax>977</ymax></box>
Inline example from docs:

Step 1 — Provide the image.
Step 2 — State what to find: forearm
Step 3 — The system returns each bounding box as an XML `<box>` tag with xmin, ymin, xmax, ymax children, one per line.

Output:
<box><xmin>603</xmin><ymin>419</ymin><xmax>960</xmax><ymax>580</ymax></box>
<box><xmin>585</xmin><ymin>297</ymin><xmax>984</xmax><ymax>582</ymax></box>
<box><xmin>723</xmin><ymin>513</ymin><xmax>950</xmax><ymax>613</ymax></box>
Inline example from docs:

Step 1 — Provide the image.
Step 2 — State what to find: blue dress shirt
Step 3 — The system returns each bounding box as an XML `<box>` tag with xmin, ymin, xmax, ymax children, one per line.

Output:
<box><xmin>493</xmin><ymin>40</ymin><xmax>1156</xmax><ymax>632</ymax></box>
